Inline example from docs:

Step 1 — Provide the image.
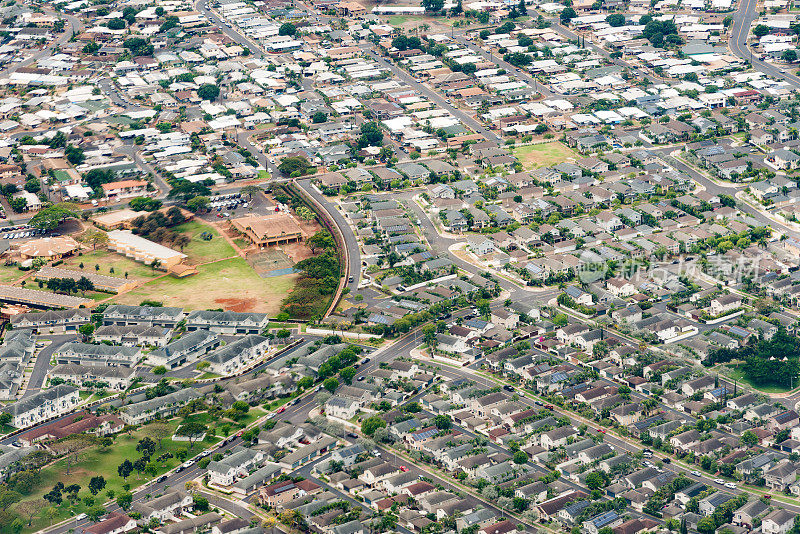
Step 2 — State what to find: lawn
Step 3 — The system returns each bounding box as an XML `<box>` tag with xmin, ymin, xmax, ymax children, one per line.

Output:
<box><xmin>60</xmin><ymin>250</ymin><xmax>157</xmax><ymax>281</ymax></box>
<box><xmin>172</xmin><ymin>220</ymin><xmax>236</xmax><ymax>265</ymax></box>
<box><xmin>112</xmin><ymin>257</ymin><xmax>297</xmax><ymax>314</ymax></box>
<box><xmin>386</xmin><ymin>15</ymin><xmax>427</xmax><ymax>27</ymax></box>
<box><xmin>513</xmin><ymin>142</ymin><xmax>576</xmax><ymax>169</ymax></box>
<box><xmin>0</xmin><ymin>264</ymin><xmax>24</xmax><ymax>284</ymax></box>
<box><xmin>725</xmin><ymin>366</ymin><xmax>792</xmax><ymax>394</ymax></box>
<box><xmin>13</xmin><ymin>417</ymin><xmax>222</xmax><ymax>534</ymax></box>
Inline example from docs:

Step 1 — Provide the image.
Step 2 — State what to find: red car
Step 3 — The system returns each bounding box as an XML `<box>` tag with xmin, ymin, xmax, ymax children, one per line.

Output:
<box><xmin>399</xmin><ymin>466</ymin><xmax>409</xmax><ymax>472</ymax></box>
<box><xmin>544</xmin><ymin>404</ymin><xmax>554</xmax><ymax>410</ymax></box>
<box><xmin>277</xmin><ymin>407</ymin><xmax>286</xmax><ymax>414</ymax></box>
<box><xmin>236</xmin><ymin>430</ymin><xmax>244</xmax><ymax>437</ymax></box>
<box><xmin>597</xmin><ymin>428</ymin><xmax>606</xmax><ymax>434</ymax></box>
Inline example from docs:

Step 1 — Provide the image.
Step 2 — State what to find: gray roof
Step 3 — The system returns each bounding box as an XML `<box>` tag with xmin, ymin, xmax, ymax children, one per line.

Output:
<box><xmin>2</xmin><ymin>384</ymin><xmax>77</xmax><ymax>417</ymax></box>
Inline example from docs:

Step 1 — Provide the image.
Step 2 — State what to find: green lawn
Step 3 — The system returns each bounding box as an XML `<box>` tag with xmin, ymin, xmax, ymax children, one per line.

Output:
<box><xmin>725</xmin><ymin>366</ymin><xmax>792</xmax><ymax>394</ymax></box>
<box><xmin>13</xmin><ymin>417</ymin><xmax>222</xmax><ymax>534</ymax></box>
<box><xmin>172</xmin><ymin>220</ymin><xmax>236</xmax><ymax>264</ymax></box>
<box><xmin>0</xmin><ymin>264</ymin><xmax>24</xmax><ymax>284</ymax></box>
<box><xmin>386</xmin><ymin>15</ymin><xmax>427</xmax><ymax>26</ymax></box>
<box><xmin>113</xmin><ymin>257</ymin><xmax>296</xmax><ymax>314</ymax></box>
<box><xmin>60</xmin><ymin>250</ymin><xmax>157</xmax><ymax>281</ymax></box>
<box><xmin>513</xmin><ymin>142</ymin><xmax>577</xmax><ymax>169</ymax></box>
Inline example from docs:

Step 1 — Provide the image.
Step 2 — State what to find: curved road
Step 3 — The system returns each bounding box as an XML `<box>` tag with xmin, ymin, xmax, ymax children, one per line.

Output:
<box><xmin>296</xmin><ymin>178</ymin><xmax>361</xmax><ymax>292</ymax></box>
<box><xmin>728</xmin><ymin>0</ymin><xmax>800</xmax><ymax>89</ymax></box>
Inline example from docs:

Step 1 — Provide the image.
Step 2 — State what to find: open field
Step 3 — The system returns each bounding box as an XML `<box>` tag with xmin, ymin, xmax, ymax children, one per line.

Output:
<box><xmin>113</xmin><ymin>257</ymin><xmax>296</xmax><ymax>314</ymax></box>
<box><xmin>172</xmin><ymin>220</ymin><xmax>236</xmax><ymax>264</ymax></box>
<box><xmin>724</xmin><ymin>366</ymin><xmax>791</xmax><ymax>394</ymax></box>
<box><xmin>12</xmin><ymin>414</ymin><xmax>227</xmax><ymax>534</ymax></box>
<box><xmin>0</xmin><ymin>264</ymin><xmax>24</xmax><ymax>284</ymax></box>
<box><xmin>513</xmin><ymin>142</ymin><xmax>576</xmax><ymax>169</ymax></box>
<box><xmin>60</xmin><ymin>250</ymin><xmax>157</xmax><ymax>281</ymax></box>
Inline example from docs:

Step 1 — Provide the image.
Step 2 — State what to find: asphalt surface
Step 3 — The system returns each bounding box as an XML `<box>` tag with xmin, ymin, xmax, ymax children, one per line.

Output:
<box><xmin>727</xmin><ymin>0</ymin><xmax>800</xmax><ymax>89</ymax></box>
<box><xmin>296</xmin><ymin>179</ymin><xmax>361</xmax><ymax>292</ymax></box>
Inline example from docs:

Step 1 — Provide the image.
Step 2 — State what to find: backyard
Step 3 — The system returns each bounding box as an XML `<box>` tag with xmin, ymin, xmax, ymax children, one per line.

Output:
<box><xmin>113</xmin><ymin>257</ymin><xmax>297</xmax><ymax>314</ymax></box>
<box><xmin>513</xmin><ymin>142</ymin><xmax>576</xmax><ymax>169</ymax></box>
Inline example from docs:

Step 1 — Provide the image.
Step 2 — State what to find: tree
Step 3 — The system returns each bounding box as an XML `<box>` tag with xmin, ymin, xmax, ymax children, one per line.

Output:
<box><xmin>137</xmin><ymin>437</ymin><xmax>157</xmax><ymax>458</ymax></box>
<box><xmin>107</xmin><ymin>18</ymin><xmax>126</xmax><ymax>29</ymax></box>
<box><xmin>753</xmin><ymin>24</ymin><xmax>770</xmax><ymax>37</ymax></box>
<box><xmin>434</xmin><ymin>414</ymin><xmax>452</xmax><ymax>429</ymax></box>
<box><xmin>9</xmin><ymin>197</ymin><xmax>26</xmax><ymax>213</ymax></box>
<box><xmin>65</xmin><ymin>145</ymin><xmax>84</xmax><ymax>165</ymax></box>
<box><xmin>560</xmin><ymin>6</ymin><xmax>576</xmax><ymax>23</ymax></box>
<box><xmin>422</xmin><ymin>0</ymin><xmax>444</xmax><ymax>11</ymax></box>
<box><xmin>278</xmin><ymin>156</ymin><xmax>313</xmax><ymax>176</ymax></box>
<box><xmin>197</xmin><ymin>84</ymin><xmax>221</xmax><ymax>101</ymax></box>
<box><xmin>311</xmin><ymin>111</ymin><xmax>327</xmax><ymax>123</ymax></box>
<box><xmin>88</xmin><ymin>476</ymin><xmax>106</xmax><ymax>495</ymax></box>
<box><xmin>116</xmin><ymin>492</ymin><xmax>133</xmax><ymax>511</ymax></box>
<box><xmin>76</xmin><ymin>276</ymin><xmax>95</xmax><ymax>297</ymax></box>
<box><xmin>78</xmin><ymin>323</ymin><xmax>95</xmax><ymax>340</ymax></box>
<box><xmin>740</xmin><ymin>430</ymin><xmax>759</xmax><ymax>447</ymax></box>
<box><xmin>29</xmin><ymin>202</ymin><xmax>80</xmax><ymax>230</ymax></box>
<box><xmin>697</xmin><ymin>517</ymin><xmax>716</xmax><ymax>534</ymax></box>
<box><xmin>15</xmin><ymin>498</ymin><xmax>45</xmax><ymax>526</ymax></box>
<box><xmin>176</xmin><ymin>422</ymin><xmax>207</xmax><ymax>449</ymax></box>
<box><xmin>193</xmin><ymin>495</ymin><xmax>209</xmax><ymax>511</ymax></box>
<box><xmin>117</xmin><ymin>459</ymin><xmax>133</xmax><ymax>480</ymax></box>
<box><xmin>361</xmin><ymin>416</ymin><xmax>386</xmax><ymax>436</ymax></box>
<box><xmin>279</xmin><ymin>22</ymin><xmax>296</xmax><ymax>35</ymax></box>
<box><xmin>87</xmin><ymin>507</ymin><xmax>105</xmax><ymax>521</ymax></box>
<box><xmin>513</xmin><ymin>451</ymin><xmax>528</xmax><ymax>464</ymax></box>
<box><xmin>783</xmin><ymin>49</ymin><xmax>798</xmax><ymax>63</ymax></box>
<box><xmin>586</xmin><ymin>471</ymin><xmax>605</xmax><ymax>490</ymax></box>
<box><xmin>340</xmin><ymin>366</ymin><xmax>356</xmax><ymax>384</ymax></box>
<box><xmin>323</xmin><ymin>377</ymin><xmax>339</xmax><ymax>393</ymax></box>
<box><xmin>146</xmin><ymin>422</ymin><xmax>173</xmax><ymax>449</ymax></box>
<box><xmin>606</xmin><ymin>14</ymin><xmax>625</xmax><ymax>26</ymax></box>
<box><xmin>187</xmin><ymin>195</ymin><xmax>210</xmax><ymax>212</ymax></box>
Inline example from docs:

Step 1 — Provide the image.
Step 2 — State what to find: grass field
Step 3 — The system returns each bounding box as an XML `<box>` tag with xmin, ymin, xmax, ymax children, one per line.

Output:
<box><xmin>13</xmin><ymin>416</ymin><xmax>221</xmax><ymax>534</ymax></box>
<box><xmin>113</xmin><ymin>257</ymin><xmax>296</xmax><ymax>314</ymax></box>
<box><xmin>172</xmin><ymin>220</ymin><xmax>235</xmax><ymax>264</ymax></box>
<box><xmin>513</xmin><ymin>142</ymin><xmax>576</xmax><ymax>169</ymax></box>
<box><xmin>0</xmin><ymin>264</ymin><xmax>24</xmax><ymax>284</ymax></box>
<box><xmin>61</xmin><ymin>250</ymin><xmax>157</xmax><ymax>281</ymax></box>
<box><xmin>725</xmin><ymin>366</ymin><xmax>792</xmax><ymax>394</ymax></box>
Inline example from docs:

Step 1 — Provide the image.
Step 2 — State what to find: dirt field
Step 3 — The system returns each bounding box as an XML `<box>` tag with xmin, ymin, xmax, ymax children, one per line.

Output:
<box><xmin>113</xmin><ymin>258</ymin><xmax>296</xmax><ymax>314</ymax></box>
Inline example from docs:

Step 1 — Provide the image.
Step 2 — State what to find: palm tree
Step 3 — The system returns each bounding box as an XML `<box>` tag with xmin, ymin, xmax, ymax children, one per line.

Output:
<box><xmin>150</xmin><ymin>259</ymin><xmax>162</xmax><ymax>274</ymax></box>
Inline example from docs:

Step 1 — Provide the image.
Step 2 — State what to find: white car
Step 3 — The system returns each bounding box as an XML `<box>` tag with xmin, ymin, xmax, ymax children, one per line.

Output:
<box><xmin>714</xmin><ymin>478</ymin><xmax>724</xmax><ymax>484</ymax></box>
<box><xmin>75</xmin><ymin>514</ymin><xmax>87</xmax><ymax>521</ymax></box>
<box><xmin>725</xmin><ymin>482</ymin><xmax>737</xmax><ymax>489</ymax></box>
<box><xmin>691</xmin><ymin>471</ymin><xmax>702</xmax><ymax>477</ymax></box>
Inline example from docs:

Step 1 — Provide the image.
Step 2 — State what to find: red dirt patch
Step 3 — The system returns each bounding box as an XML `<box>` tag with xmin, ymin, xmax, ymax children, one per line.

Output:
<box><xmin>214</xmin><ymin>297</ymin><xmax>257</xmax><ymax>312</ymax></box>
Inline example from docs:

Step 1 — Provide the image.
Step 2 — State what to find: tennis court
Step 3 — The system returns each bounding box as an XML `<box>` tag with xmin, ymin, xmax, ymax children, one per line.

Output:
<box><xmin>247</xmin><ymin>249</ymin><xmax>297</xmax><ymax>278</ymax></box>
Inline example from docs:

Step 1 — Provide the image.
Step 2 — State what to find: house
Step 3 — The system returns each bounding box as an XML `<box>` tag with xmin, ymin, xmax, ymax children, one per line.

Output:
<box><xmin>764</xmin><ymin>459</ymin><xmax>798</xmax><ymax>490</ymax></box>
<box><xmin>699</xmin><ymin>492</ymin><xmax>736</xmax><ymax>516</ymax></box>
<box><xmin>2</xmin><ymin>385</ymin><xmax>79</xmax><ymax>429</ymax></box>
<box><xmin>207</xmin><ymin>446</ymin><xmax>264</xmax><ymax>486</ymax></box>
<box><xmin>709</xmin><ymin>294</ymin><xmax>742</xmax><ymax>316</ymax></box>
<box><xmin>103</xmin><ymin>305</ymin><xmax>184</xmax><ymax>328</ymax></box>
<box><xmin>185</xmin><ymin>310</ymin><xmax>269</xmax><ymax>334</ymax></box>
<box><xmin>79</xmin><ymin>512</ymin><xmax>137</xmax><ymax>534</ymax></box>
<box><xmin>155</xmin><ymin>513</ymin><xmax>222</xmax><ymax>534</ymax></box>
<box><xmin>204</xmin><ymin>335</ymin><xmax>270</xmax><ymax>375</ymax></box>
<box><xmin>55</xmin><ymin>343</ymin><xmax>140</xmax><ymax>368</ymax></box>
<box><xmin>120</xmin><ymin>388</ymin><xmax>203</xmax><ymax>425</ymax></box>
<box><xmin>10</xmin><ymin>308</ymin><xmax>90</xmax><ymax>333</ymax></box>
<box><xmin>49</xmin><ymin>364</ymin><xmax>135</xmax><ymax>391</ymax></box>
<box><xmin>259</xmin><ymin>479</ymin><xmax>321</xmax><ymax>506</ymax></box>
<box><xmin>326</xmin><ymin>396</ymin><xmax>360</xmax><ymax>419</ymax></box>
<box><xmin>147</xmin><ymin>330</ymin><xmax>220</xmax><ymax>370</ymax></box>
<box><xmin>606</xmin><ymin>278</ymin><xmax>636</xmax><ymax>298</ymax></box>
<box><xmin>762</xmin><ymin>510</ymin><xmax>796</xmax><ymax>534</ymax></box>
<box><xmin>131</xmin><ymin>491</ymin><xmax>194</xmax><ymax>525</ymax></box>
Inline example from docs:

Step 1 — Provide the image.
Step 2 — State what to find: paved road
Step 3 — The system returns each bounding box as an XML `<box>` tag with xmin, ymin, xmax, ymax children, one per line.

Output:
<box><xmin>361</xmin><ymin>45</ymin><xmax>501</xmax><ymax>146</ymax></box>
<box><xmin>195</xmin><ymin>0</ymin><xmax>264</xmax><ymax>58</ymax></box>
<box><xmin>728</xmin><ymin>0</ymin><xmax>800</xmax><ymax>89</ymax></box>
<box><xmin>23</xmin><ymin>335</ymin><xmax>74</xmax><ymax>398</ymax></box>
<box><xmin>296</xmin><ymin>179</ymin><xmax>361</xmax><ymax>292</ymax></box>
<box><xmin>0</xmin><ymin>11</ymin><xmax>83</xmax><ymax>77</ymax></box>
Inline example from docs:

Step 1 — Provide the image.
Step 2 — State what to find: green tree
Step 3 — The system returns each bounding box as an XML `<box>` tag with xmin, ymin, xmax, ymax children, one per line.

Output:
<box><xmin>422</xmin><ymin>0</ymin><xmax>444</xmax><ymax>11</ymax></box>
<box><xmin>340</xmin><ymin>366</ymin><xmax>356</xmax><ymax>384</ymax></box>
<box><xmin>279</xmin><ymin>22</ymin><xmax>296</xmax><ymax>35</ymax></box>
<box><xmin>116</xmin><ymin>492</ymin><xmax>133</xmax><ymax>511</ymax></box>
<box><xmin>513</xmin><ymin>451</ymin><xmax>528</xmax><ymax>464</ymax></box>
<box><xmin>197</xmin><ymin>84</ymin><xmax>221</xmax><ymax>101</ymax></box>
<box><xmin>361</xmin><ymin>416</ymin><xmax>386</xmax><ymax>436</ymax></box>
<box><xmin>560</xmin><ymin>6</ymin><xmax>576</xmax><ymax>23</ymax></box>
<box><xmin>740</xmin><ymin>430</ymin><xmax>759</xmax><ymax>447</ymax></box>
<box><xmin>176</xmin><ymin>422</ymin><xmax>207</xmax><ymax>449</ymax></box>
<box><xmin>753</xmin><ymin>24</ymin><xmax>770</xmax><ymax>37</ymax></box>
<box><xmin>606</xmin><ymin>14</ymin><xmax>625</xmax><ymax>26</ymax></box>
<box><xmin>88</xmin><ymin>476</ymin><xmax>106</xmax><ymax>495</ymax></box>
<box><xmin>323</xmin><ymin>377</ymin><xmax>339</xmax><ymax>393</ymax></box>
